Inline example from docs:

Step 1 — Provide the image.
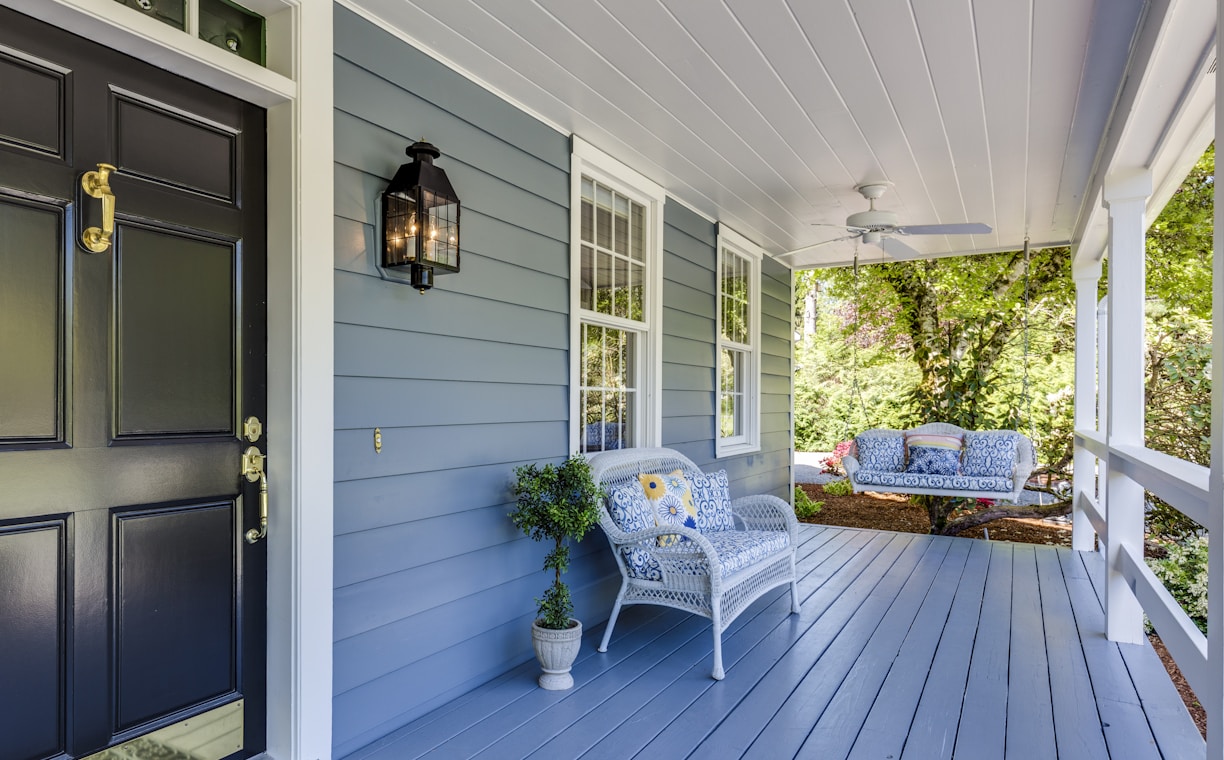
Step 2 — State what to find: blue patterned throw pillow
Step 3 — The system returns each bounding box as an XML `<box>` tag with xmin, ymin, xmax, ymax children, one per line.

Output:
<box><xmin>855</xmin><ymin>435</ymin><xmax>906</xmax><ymax>472</ymax></box>
<box><xmin>962</xmin><ymin>432</ymin><xmax>1019</xmax><ymax>478</ymax></box>
<box><xmin>607</xmin><ymin>482</ymin><xmax>654</xmax><ymax>533</ymax></box>
<box><xmin>690</xmin><ymin>469</ymin><xmax>734</xmax><ymax>532</ymax></box>
<box><xmin>906</xmin><ymin>445</ymin><xmax>961</xmax><ymax>476</ymax></box>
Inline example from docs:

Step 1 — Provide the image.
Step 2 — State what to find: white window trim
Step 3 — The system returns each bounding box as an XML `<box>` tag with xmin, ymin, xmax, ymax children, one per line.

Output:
<box><xmin>569</xmin><ymin>137</ymin><xmax>665</xmax><ymax>454</ymax></box>
<box><xmin>716</xmin><ymin>224</ymin><xmax>763</xmax><ymax>458</ymax></box>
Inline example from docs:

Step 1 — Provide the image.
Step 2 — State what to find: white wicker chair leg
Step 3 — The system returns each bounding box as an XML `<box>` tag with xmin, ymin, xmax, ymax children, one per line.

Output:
<box><xmin>598</xmin><ymin>584</ymin><xmax>628</xmax><ymax>653</ymax></box>
<box><xmin>711</xmin><ymin>602</ymin><xmax>725</xmax><ymax>680</ymax></box>
<box><xmin>790</xmin><ymin>556</ymin><xmax>801</xmax><ymax>613</ymax></box>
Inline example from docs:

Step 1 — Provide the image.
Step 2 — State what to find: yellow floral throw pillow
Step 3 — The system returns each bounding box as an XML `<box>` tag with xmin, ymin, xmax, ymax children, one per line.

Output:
<box><xmin>638</xmin><ymin>470</ymin><xmax>698</xmax><ymax>547</ymax></box>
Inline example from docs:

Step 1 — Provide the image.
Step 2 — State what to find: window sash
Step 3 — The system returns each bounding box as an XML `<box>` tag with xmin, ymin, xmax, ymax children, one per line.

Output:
<box><xmin>579</xmin><ymin>321</ymin><xmax>639</xmax><ymax>453</ymax></box>
<box><xmin>580</xmin><ymin>178</ymin><xmax>646</xmax><ymax>324</ymax></box>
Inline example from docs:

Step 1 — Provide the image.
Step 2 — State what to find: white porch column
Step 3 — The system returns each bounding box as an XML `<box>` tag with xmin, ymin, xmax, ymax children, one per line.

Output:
<box><xmin>1102</xmin><ymin>169</ymin><xmax>1151</xmax><ymax>645</ymax></box>
<box><xmin>1072</xmin><ymin>262</ymin><xmax>1102</xmax><ymax>551</ymax></box>
<box><xmin>1096</xmin><ymin>297</ymin><xmax>1109</xmax><ymax>557</ymax></box>
<box><xmin>1206</xmin><ymin>10</ymin><xmax>1224</xmax><ymax>753</ymax></box>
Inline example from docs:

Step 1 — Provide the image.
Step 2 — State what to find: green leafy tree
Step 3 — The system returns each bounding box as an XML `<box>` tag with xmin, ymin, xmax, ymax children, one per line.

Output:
<box><xmin>1141</xmin><ymin>144</ymin><xmax>1214</xmax><ymax>539</ymax></box>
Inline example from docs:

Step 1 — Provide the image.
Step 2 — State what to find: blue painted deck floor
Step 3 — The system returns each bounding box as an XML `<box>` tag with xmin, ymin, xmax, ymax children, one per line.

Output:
<box><xmin>344</xmin><ymin>525</ymin><xmax>1203</xmax><ymax>759</ymax></box>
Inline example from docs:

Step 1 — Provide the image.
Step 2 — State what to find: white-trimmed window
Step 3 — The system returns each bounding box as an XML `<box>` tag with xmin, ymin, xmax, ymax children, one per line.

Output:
<box><xmin>716</xmin><ymin>225</ymin><xmax>762</xmax><ymax>456</ymax></box>
<box><xmin>570</xmin><ymin>138</ymin><xmax>664</xmax><ymax>454</ymax></box>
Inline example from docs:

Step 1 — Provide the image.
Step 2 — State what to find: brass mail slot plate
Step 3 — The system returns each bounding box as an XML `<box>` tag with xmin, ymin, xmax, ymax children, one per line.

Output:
<box><xmin>83</xmin><ymin>699</ymin><xmax>243</xmax><ymax>760</ymax></box>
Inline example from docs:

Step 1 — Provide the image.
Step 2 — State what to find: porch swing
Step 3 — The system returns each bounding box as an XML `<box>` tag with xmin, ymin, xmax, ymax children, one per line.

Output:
<box><xmin>839</xmin><ymin>240</ymin><xmax>1037</xmax><ymax>502</ymax></box>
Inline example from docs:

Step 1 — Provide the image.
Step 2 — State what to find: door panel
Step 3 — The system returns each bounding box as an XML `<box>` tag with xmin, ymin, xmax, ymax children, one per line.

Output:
<box><xmin>115</xmin><ymin>226</ymin><xmax>236</xmax><ymax>438</ymax></box>
<box><xmin>115</xmin><ymin>502</ymin><xmax>237</xmax><ymax>732</ymax></box>
<box><xmin>0</xmin><ymin>194</ymin><xmax>66</xmax><ymax>444</ymax></box>
<box><xmin>112</xmin><ymin>91</ymin><xmax>237</xmax><ymax>203</ymax></box>
<box><xmin>0</xmin><ymin>7</ymin><xmax>267</xmax><ymax>759</ymax></box>
<box><xmin>0</xmin><ymin>520</ymin><xmax>66</xmax><ymax>760</ymax></box>
<box><xmin>0</xmin><ymin>48</ymin><xmax>69</xmax><ymax>159</ymax></box>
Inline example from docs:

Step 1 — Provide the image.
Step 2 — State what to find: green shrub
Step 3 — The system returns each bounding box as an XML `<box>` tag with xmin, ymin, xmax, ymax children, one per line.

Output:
<box><xmin>794</xmin><ymin>486</ymin><xmax>823</xmax><ymax>519</ymax></box>
<box><xmin>822</xmin><ymin>479</ymin><xmax>852</xmax><ymax>497</ymax></box>
<box><xmin>1146</xmin><ymin>535</ymin><xmax>1209</xmax><ymax>634</ymax></box>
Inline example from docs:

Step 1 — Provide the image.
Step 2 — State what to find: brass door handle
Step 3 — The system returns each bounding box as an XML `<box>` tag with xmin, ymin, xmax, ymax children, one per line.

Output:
<box><xmin>81</xmin><ymin>163</ymin><xmax>117</xmax><ymax>253</ymax></box>
<box><xmin>242</xmin><ymin>446</ymin><xmax>268</xmax><ymax>544</ymax></box>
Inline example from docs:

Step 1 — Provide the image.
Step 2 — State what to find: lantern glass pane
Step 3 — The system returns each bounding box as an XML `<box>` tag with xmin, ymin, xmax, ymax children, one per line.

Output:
<box><xmin>383</xmin><ymin>191</ymin><xmax>417</xmax><ymax>268</ymax></box>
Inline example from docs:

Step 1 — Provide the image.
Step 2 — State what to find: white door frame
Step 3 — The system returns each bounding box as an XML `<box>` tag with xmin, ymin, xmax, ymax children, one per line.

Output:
<box><xmin>0</xmin><ymin>2</ymin><xmax>335</xmax><ymax>758</ymax></box>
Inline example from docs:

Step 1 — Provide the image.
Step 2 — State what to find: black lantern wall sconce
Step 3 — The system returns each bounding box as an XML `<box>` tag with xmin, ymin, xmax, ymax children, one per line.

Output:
<box><xmin>381</xmin><ymin>141</ymin><xmax>460</xmax><ymax>292</ymax></box>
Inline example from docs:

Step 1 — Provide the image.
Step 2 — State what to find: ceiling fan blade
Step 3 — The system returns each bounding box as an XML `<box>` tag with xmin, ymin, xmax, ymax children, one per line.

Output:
<box><xmin>778</xmin><ymin>234</ymin><xmax>862</xmax><ymax>258</ymax></box>
<box><xmin>895</xmin><ymin>222</ymin><xmax>992</xmax><ymax>236</ymax></box>
<box><xmin>880</xmin><ymin>236</ymin><xmax>923</xmax><ymax>259</ymax></box>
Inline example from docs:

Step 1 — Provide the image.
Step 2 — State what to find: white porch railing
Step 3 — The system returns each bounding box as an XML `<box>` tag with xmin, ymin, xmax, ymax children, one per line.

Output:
<box><xmin>1071</xmin><ymin>436</ymin><xmax>1211</xmax><ymax>698</ymax></box>
<box><xmin>1071</xmin><ymin>165</ymin><xmax>1219</xmax><ymax>758</ymax></box>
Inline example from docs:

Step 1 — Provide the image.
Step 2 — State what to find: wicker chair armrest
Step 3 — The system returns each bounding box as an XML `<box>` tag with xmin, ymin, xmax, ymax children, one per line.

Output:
<box><xmin>730</xmin><ymin>494</ymin><xmax>799</xmax><ymax>543</ymax></box>
<box><xmin>606</xmin><ymin>524</ymin><xmax>728</xmax><ymax>582</ymax></box>
<box><xmin>842</xmin><ymin>454</ymin><xmax>861</xmax><ymax>481</ymax></box>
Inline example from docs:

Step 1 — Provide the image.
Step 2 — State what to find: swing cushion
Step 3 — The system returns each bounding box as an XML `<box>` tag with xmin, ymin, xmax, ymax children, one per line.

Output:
<box><xmin>854</xmin><ymin>435</ymin><xmax>906</xmax><ymax>473</ymax></box>
<box><xmin>855</xmin><ymin>470</ymin><xmax>1013</xmax><ymax>493</ymax></box>
<box><xmin>904</xmin><ymin>432</ymin><xmax>963</xmax><ymax>476</ymax></box>
<box><xmin>905</xmin><ymin>446</ymin><xmax>962</xmax><ymax>476</ymax></box>
<box><xmin>962</xmin><ymin>432</ymin><xmax>1020</xmax><ymax>478</ymax></box>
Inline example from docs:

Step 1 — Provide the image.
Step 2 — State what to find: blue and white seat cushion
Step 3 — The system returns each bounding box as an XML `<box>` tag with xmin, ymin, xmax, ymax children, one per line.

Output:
<box><xmin>962</xmin><ymin>431</ymin><xmax>1019</xmax><ymax>478</ymax></box>
<box><xmin>668</xmin><ymin>530</ymin><xmax>791</xmax><ymax>578</ymax></box>
<box><xmin>905</xmin><ymin>445</ymin><xmax>961</xmax><ymax>476</ymax></box>
<box><xmin>855</xmin><ymin>434</ymin><xmax>906</xmax><ymax>473</ymax></box>
<box><xmin>855</xmin><ymin>470</ymin><xmax>1012</xmax><ymax>492</ymax></box>
<box><xmin>690</xmin><ymin>469</ymin><xmax>734</xmax><ymax>532</ymax></box>
<box><xmin>607</xmin><ymin>482</ymin><xmax>655</xmax><ymax>533</ymax></box>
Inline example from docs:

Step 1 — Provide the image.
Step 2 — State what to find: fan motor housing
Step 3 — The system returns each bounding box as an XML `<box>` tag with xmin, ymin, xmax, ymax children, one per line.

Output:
<box><xmin>846</xmin><ymin>208</ymin><xmax>898</xmax><ymax>232</ymax></box>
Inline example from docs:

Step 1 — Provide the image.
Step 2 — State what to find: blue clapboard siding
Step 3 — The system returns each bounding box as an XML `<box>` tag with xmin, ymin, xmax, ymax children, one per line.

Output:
<box><xmin>331</xmin><ymin>6</ymin><xmax>619</xmax><ymax>755</ymax></box>
<box><xmin>661</xmin><ymin>200</ymin><xmax>793</xmax><ymax>500</ymax></box>
<box><xmin>333</xmin><ymin>7</ymin><xmax>794</xmax><ymax>756</ymax></box>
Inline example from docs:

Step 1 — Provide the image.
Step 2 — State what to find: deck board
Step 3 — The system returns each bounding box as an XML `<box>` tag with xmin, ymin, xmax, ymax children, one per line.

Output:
<box><xmin>1006</xmin><ymin>544</ymin><xmax>1057</xmax><ymax>760</ymax></box>
<box><xmin>954</xmin><ymin>541</ymin><xmax>1013</xmax><ymax>759</ymax></box>
<box><xmin>343</xmin><ymin>526</ymin><xmax>1204</xmax><ymax>760</ymax></box>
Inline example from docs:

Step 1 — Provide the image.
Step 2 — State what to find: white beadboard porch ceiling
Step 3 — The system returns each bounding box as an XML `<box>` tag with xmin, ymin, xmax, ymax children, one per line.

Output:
<box><xmin>345</xmin><ymin>0</ymin><xmax>1211</xmax><ymax>269</ymax></box>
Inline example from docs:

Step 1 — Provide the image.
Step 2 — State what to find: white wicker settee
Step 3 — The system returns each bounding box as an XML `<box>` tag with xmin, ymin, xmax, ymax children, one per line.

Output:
<box><xmin>586</xmin><ymin>447</ymin><xmax>801</xmax><ymax>680</ymax></box>
<box><xmin>842</xmin><ymin>422</ymin><xmax>1036</xmax><ymax>501</ymax></box>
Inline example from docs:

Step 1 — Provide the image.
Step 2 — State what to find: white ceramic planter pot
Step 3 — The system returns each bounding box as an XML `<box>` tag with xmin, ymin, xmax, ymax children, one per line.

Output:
<box><xmin>531</xmin><ymin>618</ymin><xmax>582</xmax><ymax>690</ymax></box>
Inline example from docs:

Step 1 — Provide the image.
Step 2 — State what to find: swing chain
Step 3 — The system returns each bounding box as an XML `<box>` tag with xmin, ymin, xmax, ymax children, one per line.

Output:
<box><xmin>847</xmin><ymin>246</ymin><xmax>873</xmax><ymax>435</ymax></box>
<box><xmin>1020</xmin><ymin>237</ymin><xmax>1036</xmax><ymax>443</ymax></box>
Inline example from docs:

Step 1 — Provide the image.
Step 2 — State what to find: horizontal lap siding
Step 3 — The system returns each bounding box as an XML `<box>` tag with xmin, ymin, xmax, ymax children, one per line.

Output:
<box><xmin>332</xmin><ymin>7</ymin><xmax>619</xmax><ymax>756</ymax></box>
<box><xmin>661</xmin><ymin>202</ymin><xmax>793</xmax><ymax>500</ymax></box>
<box><xmin>334</xmin><ymin>9</ymin><xmax>794</xmax><ymax>756</ymax></box>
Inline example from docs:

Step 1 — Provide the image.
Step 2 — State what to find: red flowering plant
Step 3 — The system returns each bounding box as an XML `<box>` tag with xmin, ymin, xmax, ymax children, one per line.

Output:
<box><xmin>822</xmin><ymin>440</ymin><xmax>854</xmax><ymax>474</ymax></box>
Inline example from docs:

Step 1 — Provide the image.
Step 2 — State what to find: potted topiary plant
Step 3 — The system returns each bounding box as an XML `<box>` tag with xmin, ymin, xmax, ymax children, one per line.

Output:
<box><xmin>510</xmin><ymin>454</ymin><xmax>605</xmax><ymax>690</ymax></box>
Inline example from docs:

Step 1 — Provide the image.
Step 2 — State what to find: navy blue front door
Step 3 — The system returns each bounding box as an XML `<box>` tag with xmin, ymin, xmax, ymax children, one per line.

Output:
<box><xmin>0</xmin><ymin>7</ymin><xmax>266</xmax><ymax>759</ymax></box>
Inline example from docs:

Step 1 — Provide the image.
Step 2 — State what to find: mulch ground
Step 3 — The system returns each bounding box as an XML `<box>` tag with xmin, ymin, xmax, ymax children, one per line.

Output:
<box><xmin>799</xmin><ymin>483</ymin><xmax>1207</xmax><ymax>738</ymax></box>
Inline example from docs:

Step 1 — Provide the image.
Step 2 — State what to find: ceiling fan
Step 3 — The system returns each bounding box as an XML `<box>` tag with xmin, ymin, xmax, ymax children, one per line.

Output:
<box><xmin>786</xmin><ymin>183</ymin><xmax>992</xmax><ymax>259</ymax></box>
